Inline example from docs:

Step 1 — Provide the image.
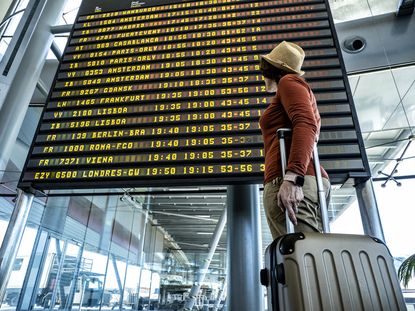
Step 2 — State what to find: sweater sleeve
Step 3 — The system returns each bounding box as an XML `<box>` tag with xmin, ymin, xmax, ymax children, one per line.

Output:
<box><xmin>278</xmin><ymin>76</ymin><xmax>317</xmax><ymax>176</ymax></box>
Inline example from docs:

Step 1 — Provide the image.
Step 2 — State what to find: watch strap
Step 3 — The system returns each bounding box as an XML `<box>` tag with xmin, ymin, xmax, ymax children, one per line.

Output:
<box><xmin>283</xmin><ymin>174</ymin><xmax>305</xmax><ymax>186</ymax></box>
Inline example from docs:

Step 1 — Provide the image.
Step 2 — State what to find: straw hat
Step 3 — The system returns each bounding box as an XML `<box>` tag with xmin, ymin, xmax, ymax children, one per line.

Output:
<box><xmin>261</xmin><ymin>41</ymin><xmax>305</xmax><ymax>76</ymax></box>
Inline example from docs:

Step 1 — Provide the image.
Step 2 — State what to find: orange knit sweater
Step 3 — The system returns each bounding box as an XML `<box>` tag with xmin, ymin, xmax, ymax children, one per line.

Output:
<box><xmin>259</xmin><ymin>74</ymin><xmax>329</xmax><ymax>184</ymax></box>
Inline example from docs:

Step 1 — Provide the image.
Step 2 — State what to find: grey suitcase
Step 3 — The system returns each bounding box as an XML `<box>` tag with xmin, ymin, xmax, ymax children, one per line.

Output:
<box><xmin>260</xmin><ymin>128</ymin><xmax>406</xmax><ymax>311</ymax></box>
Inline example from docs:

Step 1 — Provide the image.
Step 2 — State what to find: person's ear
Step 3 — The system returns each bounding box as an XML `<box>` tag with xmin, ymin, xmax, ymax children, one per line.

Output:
<box><xmin>264</xmin><ymin>77</ymin><xmax>277</xmax><ymax>93</ymax></box>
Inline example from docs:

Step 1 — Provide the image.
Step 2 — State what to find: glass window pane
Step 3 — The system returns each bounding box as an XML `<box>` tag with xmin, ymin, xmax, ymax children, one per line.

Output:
<box><xmin>0</xmin><ymin>226</ymin><xmax>38</xmax><ymax>310</ymax></box>
<box><xmin>53</xmin><ymin>242</ymin><xmax>81</xmax><ymax>310</ymax></box>
<box><xmin>330</xmin><ymin>200</ymin><xmax>364</xmax><ymax>234</ymax></box>
<box><xmin>34</xmin><ymin>237</ymin><xmax>62</xmax><ymax>309</ymax></box>
<box><xmin>353</xmin><ymin>71</ymin><xmax>402</xmax><ymax>132</ymax></box>
<box><xmin>103</xmin><ymin>197</ymin><xmax>134</xmax><ymax>308</ymax></box>
<box><xmin>123</xmin><ymin>264</ymin><xmax>141</xmax><ymax>308</ymax></box>
<box><xmin>58</xmin><ymin>0</ymin><xmax>82</xmax><ymax>25</ymax></box>
<box><xmin>77</xmin><ymin>247</ymin><xmax>108</xmax><ymax>309</ymax></box>
<box><xmin>382</xmin><ymin>105</ymin><xmax>412</xmax><ymax>131</ymax></box>
<box><xmin>374</xmin><ymin>178</ymin><xmax>415</xmax><ymax>290</ymax></box>
<box><xmin>0</xmin><ymin>38</ymin><xmax>12</xmax><ymax>59</ymax></box>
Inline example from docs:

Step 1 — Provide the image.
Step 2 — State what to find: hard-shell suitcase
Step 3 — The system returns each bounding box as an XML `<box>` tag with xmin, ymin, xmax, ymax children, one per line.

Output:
<box><xmin>260</xmin><ymin>128</ymin><xmax>406</xmax><ymax>311</ymax></box>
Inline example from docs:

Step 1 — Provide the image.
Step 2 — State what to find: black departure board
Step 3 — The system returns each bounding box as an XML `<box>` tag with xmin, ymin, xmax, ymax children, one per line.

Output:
<box><xmin>19</xmin><ymin>0</ymin><xmax>371</xmax><ymax>190</ymax></box>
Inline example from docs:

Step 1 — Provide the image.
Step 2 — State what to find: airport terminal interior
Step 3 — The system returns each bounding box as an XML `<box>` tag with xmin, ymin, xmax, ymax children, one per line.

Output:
<box><xmin>0</xmin><ymin>0</ymin><xmax>414</xmax><ymax>310</ymax></box>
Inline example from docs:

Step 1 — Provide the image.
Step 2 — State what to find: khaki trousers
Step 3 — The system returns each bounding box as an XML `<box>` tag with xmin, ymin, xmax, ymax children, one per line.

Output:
<box><xmin>263</xmin><ymin>175</ymin><xmax>331</xmax><ymax>240</ymax></box>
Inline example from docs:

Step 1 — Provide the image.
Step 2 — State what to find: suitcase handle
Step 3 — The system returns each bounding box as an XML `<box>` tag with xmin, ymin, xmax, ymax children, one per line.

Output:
<box><xmin>311</xmin><ymin>142</ymin><xmax>330</xmax><ymax>233</ymax></box>
<box><xmin>277</xmin><ymin>128</ymin><xmax>295</xmax><ymax>233</ymax></box>
<box><xmin>276</xmin><ymin>128</ymin><xmax>330</xmax><ymax>233</ymax></box>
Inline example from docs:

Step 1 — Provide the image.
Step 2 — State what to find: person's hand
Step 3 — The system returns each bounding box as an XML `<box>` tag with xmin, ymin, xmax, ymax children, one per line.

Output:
<box><xmin>277</xmin><ymin>180</ymin><xmax>304</xmax><ymax>226</ymax></box>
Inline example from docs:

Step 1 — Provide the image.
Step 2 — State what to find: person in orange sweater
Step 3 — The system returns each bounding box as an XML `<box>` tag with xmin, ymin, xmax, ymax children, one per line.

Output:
<box><xmin>259</xmin><ymin>41</ymin><xmax>331</xmax><ymax>239</ymax></box>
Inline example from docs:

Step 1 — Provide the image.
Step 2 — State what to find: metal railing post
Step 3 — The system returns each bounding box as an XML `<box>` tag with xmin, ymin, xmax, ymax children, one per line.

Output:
<box><xmin>0</xmin><ymin>189</ymin><xmax>35</xmax><ymax>303</ymax></box>
<box><xmin>183</xmin><ymin>208</ymin><xmax>227</xmax><ymax>311</ymax></box>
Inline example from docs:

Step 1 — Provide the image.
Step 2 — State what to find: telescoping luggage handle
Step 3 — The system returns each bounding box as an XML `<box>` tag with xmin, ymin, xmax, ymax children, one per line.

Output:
<box><xmin>277</xmin><ymin>128</ymin><xmax>330</xmax><ymax>234</ymax></box>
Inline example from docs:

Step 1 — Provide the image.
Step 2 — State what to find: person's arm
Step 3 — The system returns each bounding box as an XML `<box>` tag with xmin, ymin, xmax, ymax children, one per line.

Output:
<box><xmin>277</xmin><ymin>76</ymin><xmax>317</xmax><ymax>225</ymax></box>
<box><xmin>279</xmin><ymin>76</ymin><xmax>317</xmax><ymax>176</ymax></box>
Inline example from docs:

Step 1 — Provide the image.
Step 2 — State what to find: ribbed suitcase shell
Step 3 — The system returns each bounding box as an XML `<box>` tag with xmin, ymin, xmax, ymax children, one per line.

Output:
<box><xmin>263</xmin><ymin>232</ymin><xmax>406</xmax><ymax>311</ymax></box>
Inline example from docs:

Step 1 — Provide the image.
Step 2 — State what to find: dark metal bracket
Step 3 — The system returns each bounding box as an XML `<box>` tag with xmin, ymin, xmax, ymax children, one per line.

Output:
<box><xmin>377</xmin><ymin>135</ymin><xmax>415</xmax><ymax>187</ymax></box>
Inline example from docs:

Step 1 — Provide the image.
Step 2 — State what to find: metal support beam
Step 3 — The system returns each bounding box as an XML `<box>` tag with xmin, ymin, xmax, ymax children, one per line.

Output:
<box><xmin>0</xmin><ymin>0</ymin><xmax>66</xmax><ymax>177</ymax></box>
<box><xmin>138</xmin><ymin>195</ymin><xmax>150</xmax><ymax>266</ymax></box>
<box><xmin>78</xmin><ymin>276</ymin><xmax>87</xmax><ymax>311</ymax></box>
<box><xmin>100</xmin><ymin>196</ymin><xmax>117</xmax><ymax>253</ymax></box>
<box><xmin>182</xmin><ymin>208</ymin><xmax>227</xmax><ymax>311</ymax></box>
<box><xmin>16</xmin><ymin>230</ymin><xmax>50</xmax><ymax>310</ymax></box>
<box><xmin>49</xmin><ymin>239</ymin><xmax>67</xmax><ymax>310</ymax></box>
<box><xmin>212</xmin><ymin>274</ymin><xmax>227</xmax><ymax>311</ymax></box>
<box><xmin>50</xmin><ymin>40</ymin><xmax>61</xmax><ymax>60</ymax></box>
<box><xmin>0</xmin><ymin>189</ymin><xmax>34</xmax><ymax>303</ymax></box>
<box><xmin>136</xmin><ymin>194</ymin><xmax>150</xmax><ymax>307</ymax></box>
<box><xmin>203</xmin><ymin>298</ymin><xmax>209</xmax><ymax>311</ymax></box>
<box><xmin>150</xmin><ymin>210</ymin><xmax>218</xmax><ymax>223</ymax></box>
<box><xmin>355</xmin><ymin>179</ymin><xmax>385</xmax><ymax>241</ymax></box>
<box><xmin>227</xmin><ymin>184</ymin><xmax>263</xmax><ymax>311</ymax></box>
<box><xmin>36</xmin><ymin>77</ymin><xmax>49</xmax><ymax>97</ymax></box>
<box><xmin>222</xmin><ymin>297</ymin><xmax>228</xmax><ymax>311</ymax></box>
<box><xmin>50</xmin><ymin>23</ymin><xmax>72</xmax><ymax>34</ymax></box>
<box><xmin>175</xmin><ymin>242</ymin><xmax>226</xmax><ymax>251</ymax></box>
<box><xmin>64</xmin><ymin>245</ymin><xmax>83</xmax><ymax>310</ymax></box>
<box><xmin>111</xmin><ymin>254</ymin><xmax>124</xmax><ymax>311</ymax></box>
<box><xmin>119</xmin><ymin>207</ymin><xmax>142</xmax><ymax>311</ymax></box>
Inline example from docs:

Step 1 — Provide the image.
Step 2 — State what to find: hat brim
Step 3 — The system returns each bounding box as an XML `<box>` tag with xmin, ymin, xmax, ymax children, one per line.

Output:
<box><xmin>261</xmin><ymin>55</ymin><xmax>305</xmax><ymax>76</ymax></box>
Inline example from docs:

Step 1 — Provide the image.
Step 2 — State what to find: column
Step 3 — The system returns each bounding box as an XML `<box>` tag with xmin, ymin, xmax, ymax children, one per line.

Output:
<box><xmin>355</xmin><ymin>179</ymin><xmax>385</xmax><ymax>241</ymax></box>
<box><xmin>227</xmin><ymin>184</ymin><xmax>263</xmax><ymax>311</ymax></box>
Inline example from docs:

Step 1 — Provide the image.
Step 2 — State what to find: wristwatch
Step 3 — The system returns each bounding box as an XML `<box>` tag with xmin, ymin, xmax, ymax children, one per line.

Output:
<box><xmin>283</xmin><ymin>174</ymin><xmax>305</xmax><ymax>187</ymax></box>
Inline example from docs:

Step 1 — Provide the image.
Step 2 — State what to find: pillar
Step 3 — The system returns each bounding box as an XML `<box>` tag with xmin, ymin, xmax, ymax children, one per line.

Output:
<box><xmin>355</xmin><ymin>179</ymin><xmax>385</xmax><ymax>241</ymax></box>
<box><xmin>227</xmin><ymin>184</ymin><xmax>263</xmax><ymax>311</ymax></box>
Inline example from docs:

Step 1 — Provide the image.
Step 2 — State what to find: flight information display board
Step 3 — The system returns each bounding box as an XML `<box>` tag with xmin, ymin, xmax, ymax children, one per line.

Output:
<box><xmin>19</xmin><ymin>0</ymin><xmax>370</xmax><ymax>190</ymax></box>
